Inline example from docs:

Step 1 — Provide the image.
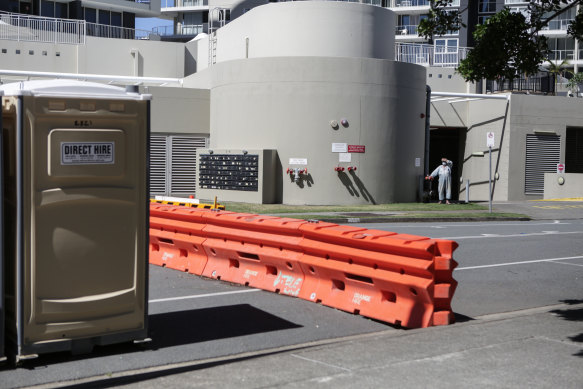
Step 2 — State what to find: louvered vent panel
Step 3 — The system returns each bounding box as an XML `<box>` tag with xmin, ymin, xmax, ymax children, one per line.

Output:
<box><xmin>525</xmin><ymin>134</ymin><xmax>560</xmax><ymax>194</ymax></box>
<box><xmin>170</xmin><ymin>136</ymin><xmax>206</xmax><ymax>195</ymax></box>
<box><xmin>150</xmin><ymin>135</ymin><xmax>168</xmax><ymax>195</ymax></box>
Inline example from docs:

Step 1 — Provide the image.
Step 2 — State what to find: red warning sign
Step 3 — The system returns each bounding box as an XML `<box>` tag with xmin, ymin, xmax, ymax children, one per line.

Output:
<box><xmin>557</xmin><ymin>163</ymin><xmax>565</xmax><ymax>174</ymax></box>
<box><xmin>348</xmin><ymin>145</ymin><xmax>365</xmax><ymax>153</ymax></box>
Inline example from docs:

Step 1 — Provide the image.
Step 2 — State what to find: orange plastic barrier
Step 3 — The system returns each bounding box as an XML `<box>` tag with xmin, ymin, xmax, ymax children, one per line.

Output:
<box><xmin>149</xmin><ymin>205</ymin><xmax>209</xmax><ymax>274</ymax></box>
<box><xmin>297</xmin><ymin>223</ymin><xmax>457</xmax><ymax>328</ymax></box>
<box><xmin>148</xmin><ymin>204</ymin><xmax>458</xmax><ymax>328</ymax></box>
<box><xmin>200</xmin><ymin>212</ymin><xmax>307</xmax><ymax>296</ymax></box>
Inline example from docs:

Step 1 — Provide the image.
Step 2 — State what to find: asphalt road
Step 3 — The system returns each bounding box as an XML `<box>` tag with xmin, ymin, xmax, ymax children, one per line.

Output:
<box><xmin>1</xmin><ymin>219</ymin><xmax>582</xmax><ymax>388</ymax></box>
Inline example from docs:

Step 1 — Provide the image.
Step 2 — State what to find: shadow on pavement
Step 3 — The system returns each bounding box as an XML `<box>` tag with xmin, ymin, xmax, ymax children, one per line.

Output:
<box><xmin>148</xmin><ymin>304</ymin><xmax>302</xmax><ymax>349</ymax></box>
<box><xmin>6</xmin><ymin>304</ymin><xmax>301</xmax><ymax>370</ymax></box>
<box><xmin>551</xmin><ymin>299</ymin><xmax>583</xmax><ymax>358</ymax></box>
<box><xmin>56</xmin><ymin>347</ymin><xmax>311</xmax><ymax>389</ymax></box>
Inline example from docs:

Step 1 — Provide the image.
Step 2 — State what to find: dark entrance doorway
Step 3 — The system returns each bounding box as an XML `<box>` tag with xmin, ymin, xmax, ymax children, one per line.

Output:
<box><xmin>428</xmin><ymin>127</ymin><xmax>465</xmax><ymax>201</ymax></box>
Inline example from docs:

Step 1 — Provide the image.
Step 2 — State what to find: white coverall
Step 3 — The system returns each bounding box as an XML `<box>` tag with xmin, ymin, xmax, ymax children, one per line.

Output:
<box><xmin>430</xmin><ymin>160</ymin><xmax>453</xmax><ymax>201</ymax></box>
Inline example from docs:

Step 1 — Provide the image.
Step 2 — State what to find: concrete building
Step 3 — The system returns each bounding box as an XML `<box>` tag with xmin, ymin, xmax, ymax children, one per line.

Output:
<box><xmin>0</xmin><ymin>0</ymin><xmax>581</xmax><ymax>203</ymax></box>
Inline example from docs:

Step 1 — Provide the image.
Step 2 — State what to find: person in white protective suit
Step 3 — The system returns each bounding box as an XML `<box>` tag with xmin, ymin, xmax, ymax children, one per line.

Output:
<box><xmin>425</xmin><ymin>158</ymin><xmax>453</xmax><ymax>204</ymax></box>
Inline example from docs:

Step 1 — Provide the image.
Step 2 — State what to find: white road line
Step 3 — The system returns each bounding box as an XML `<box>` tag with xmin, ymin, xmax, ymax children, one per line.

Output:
<box><xmin>368</xmin><ymin>221</ymin><xmax>573</xmax><ymax>229</ymax></box>
<box><xmin>440</xmin><ymin>231</ymin><xmax>583</xmax><ymax>240</ymax></box>
<box><xmin>457</xmin><ymin>255</ymin><xmax>583</xmax><ymax>270</ymax></box>
<box><xmin>149</xmin><ymin>289</ymin><xmax>260</xmax><ymax>303</ymax></box>
<box><xmin>291</xmin><ymin>354</ymin><xmax>352</xmax><ymax>373</ymax></box>
<box><xmin>552</xmin><ymin>261</ymin><xmax>583</xmax><ymax>268</ymax></box>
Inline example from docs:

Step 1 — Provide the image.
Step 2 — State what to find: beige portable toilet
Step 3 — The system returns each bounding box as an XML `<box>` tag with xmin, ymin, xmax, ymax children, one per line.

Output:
<box><xmin>0</xmin><ymin>89</ymin><xmax>5</xmax><ymax>364</ymax></box>
<box><xmin>0</xmin><ymin>80</ymin><xmax>150</xmax><ymax>361</ymax></box>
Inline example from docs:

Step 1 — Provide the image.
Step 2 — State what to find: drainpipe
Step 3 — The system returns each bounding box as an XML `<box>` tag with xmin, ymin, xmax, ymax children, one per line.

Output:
<box><xmin>425</xmin><ymin>85</ymin><xmax>431</xmax><ymax>176</ymax></box>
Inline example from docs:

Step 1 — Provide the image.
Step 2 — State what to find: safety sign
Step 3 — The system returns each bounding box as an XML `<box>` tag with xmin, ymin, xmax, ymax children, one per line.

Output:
<box><xmin>61</xmin><ymin>142</ymin><xmax>115</xmax><ymax>165</ymax></box>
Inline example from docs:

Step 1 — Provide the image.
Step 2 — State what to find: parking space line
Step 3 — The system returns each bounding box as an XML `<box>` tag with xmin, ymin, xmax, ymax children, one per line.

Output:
<box><xmin>457</xmin><ymin>255</ymin><xmax>583</xmax><ymax>270</ymax></box>
<box><xmin>149</xmin><ymin>289</ymin><xmax>260</xmax><ymax>303</ymax></box>
<box><xmin>551</xmin><ymin>261</ymin><xmax>583</xmax><ymax>268</ymax></box>
<box><xmin>440</xmin><ymin>231</ymin><xmax>583</xmax><ymax>240</ymax></box>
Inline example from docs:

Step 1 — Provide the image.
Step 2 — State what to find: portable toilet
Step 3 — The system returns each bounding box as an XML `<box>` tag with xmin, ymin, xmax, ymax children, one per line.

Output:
<box><xmin>0</xmin><ymin>80</ymin><xmax>150</xmax><ymax>361</ymax></box>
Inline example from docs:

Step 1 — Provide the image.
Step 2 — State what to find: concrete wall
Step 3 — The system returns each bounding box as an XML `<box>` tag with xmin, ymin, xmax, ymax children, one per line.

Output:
<box><xmin>0</xmin><ymin>37</ymin><xmax>184</xmax><ymax>78</ymax></box>
<box><xmin>190</xmin><ymin>2</ymin><xmax>395</xmax><ymax>72</ymax></box>
<box><xmin>146</xmin><ymin>86</ymin><xmax>210</xmax><ymax>134</ymax></box>
<box><xmin>507</xmin><ymin>94</ymin><xmax>582</xmax><ymax>201</ymax></box>
<box><xmin>544</xmin><ymin>173</ymin><xmax>583</xmax><ymax>199</ymax></box>
<box><xmin>208</xmin><ymin>56</ymin><xmax>426</xmax><ymax>205</ymax></box>
<box><xmin>461</xmin><ymin>97</ymin><xmax>511</xmax><ymax>202</ymax></box>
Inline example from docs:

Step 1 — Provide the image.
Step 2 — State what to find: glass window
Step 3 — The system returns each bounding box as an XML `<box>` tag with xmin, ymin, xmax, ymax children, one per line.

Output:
<box><xmin>478</xmin><ymin>0</ymin><xmax>496</xmax><ymax>13</ymax></box>
<box><xmin>8</xmin><ymin>0</ymin><xmax>19</xmax><ymax>13</ymax></box>
<box><xmin>55</xmin><ymin>2</ymin><xmax>67</xmax><ymax>18</ymax></box>
<box><xmin>85</xmin><ymin>8</ymin><xmax>97</xmax><ymax>23</ymax></box>
<box><xmin>99</xmin><ymin>10</ymin><xmax>110</xmax><ymax>25</ymax></box>
<box><xmin>41</xmin><ymin>1</ymin><xmax>55</xmax><ymax>17</ymax></box>
<box><xmin>111</xmin><ymin>12</ymin><xmax>122</xmax><ymax>27</ymax></box>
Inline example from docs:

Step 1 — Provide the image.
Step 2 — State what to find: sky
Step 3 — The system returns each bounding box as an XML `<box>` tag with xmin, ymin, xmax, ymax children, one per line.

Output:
<box><xmin>136</xmin><ymin>17</ymin><xmax>172</xmax><ymax>32</ymax></box>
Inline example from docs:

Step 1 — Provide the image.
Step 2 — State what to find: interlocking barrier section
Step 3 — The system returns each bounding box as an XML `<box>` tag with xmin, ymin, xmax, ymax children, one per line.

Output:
<box><xmin>149</xmin><ymin>204</ymin><xmax>458</xmax><ymax>328</ymax></box>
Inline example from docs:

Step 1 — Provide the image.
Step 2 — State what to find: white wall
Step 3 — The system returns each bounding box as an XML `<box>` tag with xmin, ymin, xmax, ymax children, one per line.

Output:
<box><xmin>209</xmin><ymin>56</ymin><xmax>426</xmax><ymax>205</ymax></box>
<box><xmin>0</xmin><ymin>37</ymin><xmax>185</xmax><ymax>78</ymax></box>
<box><xmin>190</xmin><ymin>2</ymin><xmax>395</xmax><ymax>72</ymax></box>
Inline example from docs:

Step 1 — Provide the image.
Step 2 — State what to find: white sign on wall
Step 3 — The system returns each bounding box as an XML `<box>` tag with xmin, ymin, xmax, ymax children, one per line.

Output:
<box><xmin>557</xmin><ymin>163</ymin><xmax>565</xmax><ymax>174</ymax></box>
<box><xmin>486</xmin><ymin>132</ymin><xmax>495</xmax><ymax>148</ymax></box>
<box><xmin>415</xmin><ymin>157</ymin><xmax>421</xmax><ymax>167</ymax></box>
<box><xmin>332</xmin><ymin>143</ymin><xmax>348</xmax><ymax>153</ymax></box>
<box><xmin>339</xmin><ymin>153</ymin><xmax>351</xmax><ymax>163</ymax></box>
<box><xmin>289</xmin><ymin>158</ymin><xmax>308</xmax><ymax>165</ymax></box>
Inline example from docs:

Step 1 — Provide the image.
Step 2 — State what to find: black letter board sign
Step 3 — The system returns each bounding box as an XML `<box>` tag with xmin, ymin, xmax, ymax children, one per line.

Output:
<box><xmin>199</xmin><ymin>154</ymin><xmax>259</xmax><ymax>191</ymax></box>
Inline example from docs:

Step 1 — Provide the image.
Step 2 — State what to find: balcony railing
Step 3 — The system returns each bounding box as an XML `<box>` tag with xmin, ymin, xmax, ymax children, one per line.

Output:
<box><xmin>395</xmin><ymin>42</ymin><xmax>470</xmax><ymax>67</ymax></box>
<box><xmin>547</xmin><ymin>49</ymin><xmax>576</xmax><ymax>61</ymax></box>
<box><xmin>153</xmin><ymin>24</ymin><xmax>204</xmax><ymax>36</ymax></box>
<box><xmin>86</xmin><ymin>22</ymin><xmax>156</xmax><ymax>40</ymax></box>
<box><xmin>396</xmin><ymin>24</ymin><xmax>419</xmax><ymax>35</ymax></box>
<box><xmin>0</xmin><ymin>11</ymin><xmax>159</xmax><ymax>43</ymax></box>
<box><xmin>162</xmin><ymin>0</ymin><xmax>208</xmax><ymax>7</ymax></box>
<box><xmin>393</xmin><ymin>0</ymin><xmax>429</xmax><ymax>7</ymax></box>
<box><xmin>0</xmin><ymin>11</ymin><xmax>85</xmax><ymax>44</ymax></box>
<box><xmin>541</xmin><ymin>19</ymin><xmax>573</xmax><ymax>31</ymax></box>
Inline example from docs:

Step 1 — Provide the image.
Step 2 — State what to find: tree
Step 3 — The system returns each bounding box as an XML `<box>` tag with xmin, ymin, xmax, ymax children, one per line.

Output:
<box><xmin>418</xmin><ymin>1</ymin><xmax>583</xmax><ymax>82</ymax></box>
<box><xmin>546</xmin><ymin>58</ymin><xmax>570</xmax><ymax>95</ymax></box>
<box><xmin>566</xmin><ymin>72</ymin><xmax>583</xmax><ymax>96</ymax></box>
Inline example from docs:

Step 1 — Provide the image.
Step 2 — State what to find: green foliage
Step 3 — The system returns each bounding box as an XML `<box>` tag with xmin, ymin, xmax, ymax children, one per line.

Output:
<box><xmin>419</xmin><ymin>0</ymin><xmax>583</xmax><ymax>82</ymax></box>
<box><xmin>458</xmin><ymin>10</ymin><xmax>548</xmax><ymax>82</ymax></box>
<box><xmin>566</xmin><ymin>72</ymin><xmax>583</xmax><ymax>92</ymax></box>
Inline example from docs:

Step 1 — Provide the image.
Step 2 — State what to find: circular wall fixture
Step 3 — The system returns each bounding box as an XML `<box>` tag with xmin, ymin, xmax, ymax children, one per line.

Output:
<box><xmin>558</xmin><ymin>176</ymin><xmax>565</xmax><ymax>185</ymax></box>
<box><xmin>495</xmin><ymin>172</ymin><xmax>500</xmax><ymax>180</ymax></box>
<box><xmin>340</xmin><ymin>118</ymin><xmax>349</xmax><ymax>127</ymax></box>
<box><xmin>330</xmin><ymin>120</ymin><xmax>339</xmax><ymax>129</ymax></box>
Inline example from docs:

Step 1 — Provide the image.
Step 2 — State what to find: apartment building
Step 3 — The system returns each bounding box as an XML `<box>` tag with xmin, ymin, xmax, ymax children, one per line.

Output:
<box><xmin>0</xmin><ymin>0</ymin><xmax>161</xmax><ymax>37</ymax></box>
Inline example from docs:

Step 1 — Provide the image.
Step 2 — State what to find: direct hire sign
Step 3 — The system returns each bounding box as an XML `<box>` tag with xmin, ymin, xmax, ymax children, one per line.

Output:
<box><xmin>61</xmin><ymin>142</ymin><xmax>115</xmax><ymax>165</ymax></box>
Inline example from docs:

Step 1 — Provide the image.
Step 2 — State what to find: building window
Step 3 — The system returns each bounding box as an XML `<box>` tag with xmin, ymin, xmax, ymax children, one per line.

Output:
<box><xmin>84</xmin><ymin>8</ymin><xmax>97</xmax><ymax>23</ymax></box>
<box><xmin>478</xmin><ymin>0</ymin><xmax>496</xmax><ymax>13</ymax></box>
<box><xmin>41</xmin><ymin>1</ymin><xmax>55</xmax><ymax>17</ymax></box>
<box><xmin>55</xmin><ymin>2</ymin><xmax>67</xmax><ymax>18</ymax></box>
<box><xmin>111</xmin><ymin>12</ymin><xmax>122</xmax><ymax>27</ymax></box>
<box><xmin>99</xmin><ymin>10</ymin><xmax>110</xmax><ymax>25</ymax></box>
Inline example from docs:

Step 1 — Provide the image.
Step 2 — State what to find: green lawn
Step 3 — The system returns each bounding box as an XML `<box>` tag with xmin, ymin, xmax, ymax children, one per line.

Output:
<box><xmin>220</xmin><ymin>202</ymin><xmax>488</xmax><ymax>214</ymax></box>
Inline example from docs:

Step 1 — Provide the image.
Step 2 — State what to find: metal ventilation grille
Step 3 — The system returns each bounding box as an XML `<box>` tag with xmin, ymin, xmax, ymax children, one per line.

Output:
<box><xmin>525</xmin><ymin>134</ymin><xmax>560</xmax><ymax>194</ymax></box>
<box><xmin>566</xmin><ymin>128</ymin><xmax>583</xmax><ymax>173</ymax></box>
<box><xmin>170</xmin><ymin>136</ymin><xmax>207</xmax><ymax>195</ymax></box>
<box><xmin>150</xmin><ymin>135</ymin><xmax>167</xmax><ymax>195</ymax></box>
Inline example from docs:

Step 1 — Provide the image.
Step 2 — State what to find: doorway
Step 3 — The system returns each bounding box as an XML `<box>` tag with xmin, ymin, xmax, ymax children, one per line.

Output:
<box><xmin>428</xmin><ymin>127</ymin><xmax>466</xmax><ymax>201</ymax></box>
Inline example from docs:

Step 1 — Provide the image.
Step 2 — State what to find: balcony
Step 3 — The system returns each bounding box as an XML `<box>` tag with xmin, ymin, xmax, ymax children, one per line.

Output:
<box><xmin>540</xmin><ymin>19</ymin><xmax>573</xmax><ymax>32</ymax></box>
<box><xmin>395</xmin><ymin>42</ymin><xmax>470</xmax><ymax>67</ymax></box>
<box><xmin>154</xmin><ymin>23</ymin><xmax>204</xmax><ymax>37</ymax></box>
<box><xmin>161</xmin><ymin>0</ymin><xmax>209</xmax><ymax>9</ymax></box>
